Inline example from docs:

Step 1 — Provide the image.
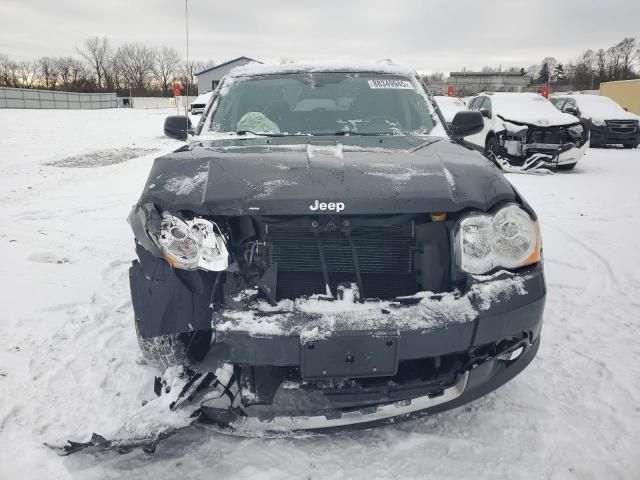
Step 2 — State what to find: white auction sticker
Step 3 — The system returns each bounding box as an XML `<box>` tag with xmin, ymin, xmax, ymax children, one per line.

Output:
<box><xmin>367</xmin><ymin>79</ymin><xmax>413</xmax><ymax>89</ymax></box>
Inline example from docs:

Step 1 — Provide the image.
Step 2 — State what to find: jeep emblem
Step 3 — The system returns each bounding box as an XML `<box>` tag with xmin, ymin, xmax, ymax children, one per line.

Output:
<box><xmin>309</xmin><ymin>200</ymin><xmax>345</xmax><ymax>213</ymax></box>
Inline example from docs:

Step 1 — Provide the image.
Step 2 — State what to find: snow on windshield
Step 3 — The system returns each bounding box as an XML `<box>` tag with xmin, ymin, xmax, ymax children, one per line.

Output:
<box><xmin>203</xmin><ymin>71</ymin><xmax>444</xmax><ymax>137</ymax></box>
<box><xmin>228</xmin><ymin>60</ymin><xmax>415</xmax><ymax>78</ymax></box>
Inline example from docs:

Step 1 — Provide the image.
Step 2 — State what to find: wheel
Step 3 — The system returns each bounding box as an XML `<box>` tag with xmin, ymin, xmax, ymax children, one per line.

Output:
<box><xmin>623</xmin><ymin>144</ymin><xmax>638</xmax><ymax>149</ymax></box>
<box><xmin>557</xmin><ymin>162</ymin><xmax>577</xmax><ymax>171</ymax></box>
<box><xmin>484</xmin><ymin>135</ymin><xmax>499</xmax><ymax>156</ymax></box>
<box><xmin>136</xmin><ymin>328</ymin><xmax>213</xmax><ymax>369</ymax></box>
<box><xmin>484</xmin><ymin>135</ymin><xmax>502</xmax><ymax>168</ymax></box>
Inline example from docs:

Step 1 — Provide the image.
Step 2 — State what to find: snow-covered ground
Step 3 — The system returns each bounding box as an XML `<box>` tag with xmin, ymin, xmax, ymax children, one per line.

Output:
<box><xmin>1</xmin><ymin>109</ymin><xmax>639</xmax><ymax>479</ymax></box>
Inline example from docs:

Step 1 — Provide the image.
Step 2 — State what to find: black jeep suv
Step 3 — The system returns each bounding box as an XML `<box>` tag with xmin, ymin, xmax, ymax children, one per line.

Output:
<box><xmin>128</xmin><ymin>63</ymin><xmax>546</xmax><ymax>433</ymax></box>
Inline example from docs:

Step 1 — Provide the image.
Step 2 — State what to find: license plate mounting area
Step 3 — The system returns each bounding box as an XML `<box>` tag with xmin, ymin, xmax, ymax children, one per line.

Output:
<box><xmin>301</xmin><ymin>330</ymin><xmax>399</xmax><ymax>380</ymax></box>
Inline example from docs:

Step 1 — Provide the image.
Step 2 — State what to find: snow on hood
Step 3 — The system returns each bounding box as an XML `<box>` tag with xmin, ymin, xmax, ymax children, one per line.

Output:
<box><xmin>567</xmin><ymin>94</ymin><xmax>640</xmax><ymax>122</ymax></box>
<box><xmin>434</xmin><ymin>96</ymin><xmax>467</xmax><ymax>123</ymax></box>
<box><xmin>489</xmin><ymin>93</ymin><xmax>579</xmax><ymax>127</ymax></box>
<box><xmin>190</xmin><ymin>91</ymin><xmax>213</xmax><ymax>106</ymax></box>
<box><xmin>141</xmin><ymin>137</ymin><xmax>516</xmax><ymax>215</ymax></box>
<box><xmin>228</xmin><ymin>60</ymin><xmax>415</xmax><ymax>78</ymax></box>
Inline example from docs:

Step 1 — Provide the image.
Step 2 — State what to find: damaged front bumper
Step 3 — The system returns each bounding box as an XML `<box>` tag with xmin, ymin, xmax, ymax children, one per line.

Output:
<box><xmin>498</xmin><ymin>141</ymin><xmax>587</xmax><ymax>169</ymax></box>
<box><xmin>199</xmin><ymin>265</ymin><xmax>545</xmax><ymax>433</ymax></box>
<box><xmin>525</xmin><ymin>142</ymin><xmax>587</xmax><ymax>166</ymax></box>
<box><xmin>494</xmin><ymin>119</ymin><xmax>588</xmax><ymax>169</ymax></box>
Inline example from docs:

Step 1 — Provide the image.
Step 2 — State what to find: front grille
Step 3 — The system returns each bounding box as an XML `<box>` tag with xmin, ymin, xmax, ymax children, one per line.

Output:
<box><xmin>528</xmin><ymin>128</ymin><xmax>566</xmax><ymax>145</ymax></box>
<box><xmin>605</xmin><ymin>120</ymin><xmax>637</xmax><ymax>134</ymax></box>
<box><xmin>266</xmin><ymin>222</ymin><xmax>418</xmax><ymax>300</ymax></box>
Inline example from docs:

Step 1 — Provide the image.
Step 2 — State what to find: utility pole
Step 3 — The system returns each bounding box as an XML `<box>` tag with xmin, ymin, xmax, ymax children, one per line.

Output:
<box><xmin>184</xmin><ymin>0</ymin><xmax>191</xmax><ymax>131</ymax></box>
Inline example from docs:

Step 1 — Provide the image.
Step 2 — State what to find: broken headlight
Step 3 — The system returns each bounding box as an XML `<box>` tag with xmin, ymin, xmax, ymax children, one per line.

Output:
<box><xmin>153</xmin><ymin>213</ymin><xmax>229</xmax><ymax>271</ymax></box>
<box><xmin>567</xmin><ymin>124</ymin><xmax>584</xmax><ymax>140</ymax></box>
<box><xmin>454</xmin><ymin>204</ymin><xmax>540</xmax><ymax>274</ymax></box>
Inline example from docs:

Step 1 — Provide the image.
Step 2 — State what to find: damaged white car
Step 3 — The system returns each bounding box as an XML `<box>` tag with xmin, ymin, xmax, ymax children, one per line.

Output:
<box><xmin>465</xmin><ymin>92</ymin><xmax>589</xmax><ymax>171</ymax></box>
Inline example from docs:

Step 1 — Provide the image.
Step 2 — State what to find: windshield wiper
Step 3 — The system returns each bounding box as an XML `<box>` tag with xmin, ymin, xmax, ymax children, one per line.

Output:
<box><xmin>235</xmin><ymin>130</ymin><xmax>286</xmax><ymax>137</ymax></box>
<box><xmin>309</xmin><ymin>131</ymin><xmax>390</xmax><ymax>137</ymax></box>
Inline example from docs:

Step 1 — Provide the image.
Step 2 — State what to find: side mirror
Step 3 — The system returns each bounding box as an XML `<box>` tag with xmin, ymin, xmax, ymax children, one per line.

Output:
<box><xmin>563</xmin><ymin>106</ymin><xmax>578</xmax><ymax>116</ymax></box>
<box><xmin>164</xmin><ymin>115</ymin><xmax>193</xmax><ymax>141</ymax></box>
<box><xmin>450</xmin><ymin>111</ymin><xmax>484</xmax><ymax>137</ymax></box>
<box><xmin>479</xmin><ymin>108</ymin><xmax>491</xmax><ymax>119</ymax></box>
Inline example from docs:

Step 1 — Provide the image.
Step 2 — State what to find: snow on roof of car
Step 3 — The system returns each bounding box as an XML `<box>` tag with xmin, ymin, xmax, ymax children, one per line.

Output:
<box><xmin>228</xmin><ymin>60</ymin><xmax>416</xmax><ymax>78</ymax></box>
<box><xmin>475</xmin><ymin>92</ymin><xmax>578</xmax><ymax>127</ymax></box>
<box><xmin>560</xmin><ymin>94</ymin><xmax>639</xmax><ymax>120</ymax></box>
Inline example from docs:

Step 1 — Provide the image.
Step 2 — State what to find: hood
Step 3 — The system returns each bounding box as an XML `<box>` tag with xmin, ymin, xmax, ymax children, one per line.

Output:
<box><xmin>190</xmin><ymin>92</ymin><xmax>213</xmax><ymax>106</ymax></box>
<box><xmin>139</xmin><ymin>137</ymin><xmax>516</xmax><ymax>216</ymax></box>
<box><xmin>497</xmin><ymin>109</ymin><xmax>579</xmax><ymax>128</ymax></box>
<box><xmin>585</xmin><ymin>110</ymin><xmax>640</xmax><ymax>123</ymax></box>
<box><xmin>491</xmin><ymin>94</ymin><xmax>579</xmax><ymax>127</ymax></box>
<box><xmin>570</xmin><ymin>95</ymin><xmax>640</xmax><ymax>122</ymax></box>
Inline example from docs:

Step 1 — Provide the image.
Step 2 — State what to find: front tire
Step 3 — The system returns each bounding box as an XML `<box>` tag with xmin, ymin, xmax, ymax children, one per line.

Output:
<box><xmin>484</xmin><ymin>135</ymin><xmax>502</xmax><ymax>169</ymax></box>
<box><xmin>136</xmin><ymin>329</ymin><xmax>213</xmax><ymax>369</ymax></box>
<box><xmin>623</xmin><ymin>143</ymin><xmax>638</xmax><ymax>149</ymax></box>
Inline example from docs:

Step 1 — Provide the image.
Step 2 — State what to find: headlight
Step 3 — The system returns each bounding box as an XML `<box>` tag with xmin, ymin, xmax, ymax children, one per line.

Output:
<box><xmin>454</xmin><ymin>204</ymin><xmax>540</xmax><ymax>274</ymax></box>
<box><xmin>153</xmin><ymin>213</ymin><xmax>229</xmax><ymax>271</ymax></box>
<box><xmin>567</xmin><ymin>124</ymin><xmax>584</xmax><ymax>140</ymax></box>
<box><xmin>591</xmin><ymin>118</ymin><xmax>606</xmax><ymax>127</ymax></box>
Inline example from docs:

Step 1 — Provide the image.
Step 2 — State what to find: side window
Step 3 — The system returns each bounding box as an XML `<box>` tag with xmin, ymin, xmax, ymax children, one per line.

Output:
<box><xmin>564</xmin><ymin>99</ymin><xmax>577</xmax><ymax>109</ymax></box>
<box><xmin>469</xmin><ymin>97</ymin><xmax>483</xmax><ymax>110</ymax></box>
<box><xmin>550</xmin><ymin>98</ymin><xmax>565</xmax><ymax>109</ymax></box>
<box><xmin>480</xmin><ymin>97</ymin><xmax>492</xmax><ymax>116</ymax></box>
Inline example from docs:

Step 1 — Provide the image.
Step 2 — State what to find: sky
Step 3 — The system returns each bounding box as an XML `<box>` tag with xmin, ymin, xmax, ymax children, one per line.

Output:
<box><xmin>1</xmin><ymin>0</ymin><xmax>638</xmax><ymax>73</ymax></box>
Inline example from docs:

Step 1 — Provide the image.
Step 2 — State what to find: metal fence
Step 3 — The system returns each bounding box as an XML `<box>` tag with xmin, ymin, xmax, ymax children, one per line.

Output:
<box><xmin>0</xmin><ymin>87</ymin><xmax>117</xmax><ymax>109</ymax></box>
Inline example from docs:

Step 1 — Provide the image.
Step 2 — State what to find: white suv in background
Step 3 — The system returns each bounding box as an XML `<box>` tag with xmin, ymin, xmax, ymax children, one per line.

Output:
<box><xmin>464</xmin><ymin>92</ymin><xmax>589</xmax><ymax>170</ymax></box>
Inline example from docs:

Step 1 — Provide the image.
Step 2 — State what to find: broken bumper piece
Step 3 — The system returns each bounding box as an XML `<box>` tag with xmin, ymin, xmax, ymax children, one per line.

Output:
<box><xmin>203</xmin><ymin>371</ymin><xmax>469</xmax><ymax>433</ymax></box>
<box><xmin>45</xmin><ymin>365</ymin><xmax>234</xmax><ymax>456</ymax></box>
<box><xmin>200</xmin><ymin>336</ymin><xmax>539</xmax><ymax>435</ymax></box>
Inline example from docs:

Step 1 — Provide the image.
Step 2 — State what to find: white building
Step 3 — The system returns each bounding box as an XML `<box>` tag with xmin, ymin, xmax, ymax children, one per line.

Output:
<box><xmin>194</xmin><ymin>56</ymin><xmax>261</xmax><ymax>94</ymax></box>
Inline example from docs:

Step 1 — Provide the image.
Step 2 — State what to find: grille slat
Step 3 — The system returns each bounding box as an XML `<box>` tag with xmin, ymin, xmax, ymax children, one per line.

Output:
<box><xmin>266</xmin><ymin>222</ymin><xmax>418</xmax><ymax>300</ymax></box>
<box><xmin>605</xmin><ymin>120</ymin><xmax>637</xmax><ymax>134</ymax></box>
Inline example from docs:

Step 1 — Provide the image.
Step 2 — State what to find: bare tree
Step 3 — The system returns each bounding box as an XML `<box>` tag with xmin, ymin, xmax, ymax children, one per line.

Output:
<box><xmin>38</xmin><ymin>56</ymin><xmax>58</xmax><ymax>89</ymax></box>
<box><xmin>0</xmin><ymin>53</ymin><xmax>19</xmax><ymax>87</ymax></box>
<box><xmin>175</xmin><ymin>59</ymin><xmax>215</xmax><ymax>96</ymax></box>
<box><xmin>115</xmin><ymin>43</ymin><xmax>155</xmax><ymax>93</ymax></box>
<box><xmin>153</xmin><ymin>46</ymin><xmax>180</xmax><ymax>96</ymax></box>
<box><xmin>595</xmin><ymin>49</ymin><xmax>607</xmax><ymax>80</ymax></box>
<box><xmin>17</xmin><ymin>60</ymin><xmax>38</xmax><ymax>87</ymax></box>
<box><xmin>55</xmin><ymin>56</ymin><xmax>89</xmax><ymax>90</ymax></box>
<box><xmin>616</xmin><ymin>37</ymin><xmax>637</xmax><ymax>80</ymax></box>
<box><xmin>77</xmin><ymin>36</ymin><xmax>110</xmax><ymax>90</ymax></box>
<box><xmin>424</xmin><ymin>71</ymin><xmax>445</xmax><ymax>82</ymax></box>
<box><xmin>606</xmin><ymin>45</ymin><xmax>622</xmax><ymax>80</ymax></box>
<box><xmin>102</xmin><ymin>51</ymin><xmax>121</xmax><ymax>93</ymax></box>
<box><xmin>55</xmin><ymin>56</ymin><xmax>75</xmax><ymax>90</ymax></box>
<box><xmin>526</xmin><ymin>64</ymin><xmax>540</xmax><ymax>80</ymax></box>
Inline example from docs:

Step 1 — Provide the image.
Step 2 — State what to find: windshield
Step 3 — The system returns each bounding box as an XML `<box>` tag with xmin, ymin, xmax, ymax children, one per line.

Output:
<box><xmin>206</xmin><ymin>73</ymin><xmax>437</xmax><ymax>136</ymax></box>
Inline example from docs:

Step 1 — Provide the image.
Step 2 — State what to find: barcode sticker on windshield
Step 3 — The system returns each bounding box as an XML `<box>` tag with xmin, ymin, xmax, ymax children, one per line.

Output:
<box><xmin>368</xmin><ymin>79</ymin><xmax>413</xmax><ymax>89</ymax></box>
